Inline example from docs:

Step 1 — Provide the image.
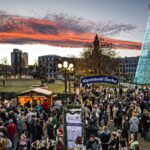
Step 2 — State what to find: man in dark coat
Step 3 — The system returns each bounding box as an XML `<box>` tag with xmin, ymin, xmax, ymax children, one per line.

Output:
<box><xmin>116</xmin><ymin>106</ymin><xmax>124</xmax><ymax>129</ymax></box>
<box><xmin>141</xmin><ymin>109</ymin><xmax>150</xmax><ymax>139</ymax></box>
<box><xmin>99</xmin><ymin>126</ymin><xmax>111</xmax><ymax>150</ymax></box>
<box><xmin>85</xmin><ymin>121</ymin><xmax>99</xmax><ymax>140</ymax></box>
<box><xmin>47</xmin><ymin>118</ymin><xmax>55</xmax><ymax>140</ymax></box>
<box><xmin>32</xmin><ymin>119</ymin><xmax>44</xmax><ymax>142</ymax></box>
<box><xmin>29</xmin><ymin>115</ymin><xmax>36</xmax><ymax>141</ymax></box>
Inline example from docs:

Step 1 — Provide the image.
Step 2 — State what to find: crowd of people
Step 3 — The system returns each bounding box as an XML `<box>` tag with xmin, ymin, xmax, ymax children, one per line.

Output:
<box><xmin>0</xmin><ymin>84</ymin><xmax>149</xmax><ymax>150</ymax></box>
<box><xmin>78</xmin><ymin>85</ymin><xmax>150</xmax><ymax>150</ymax></box>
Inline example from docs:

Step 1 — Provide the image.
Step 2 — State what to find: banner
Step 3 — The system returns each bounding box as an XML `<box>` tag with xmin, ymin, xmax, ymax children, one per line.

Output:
<box><xmin>66</xmin><ymin>109</ymin><xmax>82</xmax><ymax>149</ymax></box>
<box><xmin>81</xmin><ymin>76</ymin><xmax>118</xmax><ymax>85</ymax></box>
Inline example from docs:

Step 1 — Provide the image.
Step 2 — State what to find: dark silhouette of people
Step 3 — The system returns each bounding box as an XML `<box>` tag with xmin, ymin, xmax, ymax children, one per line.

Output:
<box><xmin>2</xmin><ymin>80</ymin><xmax>5</xmax><ymax>87</ymax></box>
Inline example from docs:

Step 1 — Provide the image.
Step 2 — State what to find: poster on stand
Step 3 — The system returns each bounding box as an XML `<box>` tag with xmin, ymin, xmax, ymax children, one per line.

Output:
<box><xmin>66</xmin><ymin>109</ymin><xmax>82</xmax><ymax>149</ymax></box>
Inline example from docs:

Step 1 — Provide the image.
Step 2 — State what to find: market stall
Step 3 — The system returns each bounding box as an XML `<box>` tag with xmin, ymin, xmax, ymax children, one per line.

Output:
<box><xmin>17</xmin><ymin>87</ymin><xmax>56</xmax><ymax>106</ymax></box>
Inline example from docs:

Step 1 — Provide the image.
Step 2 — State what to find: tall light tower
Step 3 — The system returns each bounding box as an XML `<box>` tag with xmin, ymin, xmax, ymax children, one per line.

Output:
<box><xmin>134</xmin><ymin>6</ymin><xmax>150</xmax><ymax>85</ymax></box>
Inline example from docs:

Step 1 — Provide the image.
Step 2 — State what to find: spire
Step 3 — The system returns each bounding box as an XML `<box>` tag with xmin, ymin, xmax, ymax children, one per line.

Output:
<box><xmin>93</xmin><ymin>34</ymin><xmax>100</xmax><ymax>50</ymax></box>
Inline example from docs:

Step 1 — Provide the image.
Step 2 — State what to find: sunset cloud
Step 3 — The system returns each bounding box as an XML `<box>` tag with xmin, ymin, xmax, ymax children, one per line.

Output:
<box><xmin>0</xmin><ymin>11</ymin><xmax>142</xmax><ymax>50</ymax></box>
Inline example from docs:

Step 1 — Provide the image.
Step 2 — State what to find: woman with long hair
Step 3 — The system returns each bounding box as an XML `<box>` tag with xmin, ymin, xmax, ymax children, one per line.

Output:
<box><xmin>129</xmin><ymin>133</ymin><xmax>139</xmax><ymax>150</ymax></box>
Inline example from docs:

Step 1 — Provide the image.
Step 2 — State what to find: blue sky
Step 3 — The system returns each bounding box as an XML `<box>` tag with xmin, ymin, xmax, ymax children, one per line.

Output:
<box><xmin>0</xmin><ymin>0</ymin><xmax>149</xmax><ymax>64</ymax></box>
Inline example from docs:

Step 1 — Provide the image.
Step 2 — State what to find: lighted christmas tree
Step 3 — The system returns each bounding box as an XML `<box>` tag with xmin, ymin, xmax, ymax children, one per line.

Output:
<box><xmin>134</xmin><ymin>11</ymin><xmax>150</xmax><ymax>84</ymax></box>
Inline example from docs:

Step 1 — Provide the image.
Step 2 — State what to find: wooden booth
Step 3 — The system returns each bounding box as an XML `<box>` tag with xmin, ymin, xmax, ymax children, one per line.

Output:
<box><xmin>17</xmin><ymin>88</ymin><xmax>56</xmax><ymax>107</ymax></box>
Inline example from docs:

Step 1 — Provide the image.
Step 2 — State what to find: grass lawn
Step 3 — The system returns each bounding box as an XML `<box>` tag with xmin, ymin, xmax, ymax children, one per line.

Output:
<box><xmin>0</xmin><ymin>79</ymin><xmax>64</xmax><ymax>93</ymax></box>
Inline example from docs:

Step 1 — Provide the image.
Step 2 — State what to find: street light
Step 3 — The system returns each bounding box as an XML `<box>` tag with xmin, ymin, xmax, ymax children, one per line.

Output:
<box><xmin>58</xmin><ymin>61</ymin><xmax>74</xmax><ymax>100</ymax></box>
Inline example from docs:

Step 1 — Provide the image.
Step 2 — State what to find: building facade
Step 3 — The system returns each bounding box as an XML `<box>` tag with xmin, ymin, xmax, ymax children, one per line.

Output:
<box><xmin>11</xmin><ymin>49</ymin><xmax>28</xmax><ymax>75</ymax></box>
<box><xmin>22</xmin><ymin>52</ymin><xmax>28</xmax><ymax>68</ymax></box>
<box><xmin>38</xmin><ymin>55</ymin><xmax>62</xmax><ymax>79</ymax></box>
<box><xmin>117</xmin><ymin>56</ymin><xmax>139</xmax><ymax>82</ymax></box>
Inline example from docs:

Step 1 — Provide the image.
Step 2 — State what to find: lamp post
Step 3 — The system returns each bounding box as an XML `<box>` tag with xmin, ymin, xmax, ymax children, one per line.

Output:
<box><xmin>68</xmin><ymin>65</ymin><xmax>74</xmax><ymax>93</ymax></box>
<box><xmin>58</xmin><ymin>61</ymin><xmax>74</xmax><ymax>100</ymax></box>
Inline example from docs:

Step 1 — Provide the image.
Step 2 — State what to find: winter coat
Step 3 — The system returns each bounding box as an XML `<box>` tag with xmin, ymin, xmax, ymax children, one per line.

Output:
<box><xmin>85</xmin><ymin>125</ymin><xmax>99</xmax><ymax>140</ymax></box>
<box><xmin>47</xmin><ymin>122</ymin><xmax>55</xmax><ymax>139</ymax></box>
<box><xmin>32</xmin><ymin>123</ymin><xmax>44</xmax><ymax>141</ymax></box>
<box><xmin>17</xmin><ymin>119</ymin><xmax>25</xmax><ymax>133</ymax></box>
<box><xmin>99</xmin><ymin>131</ymin><xmax>111</xmax><ymax>144</ymax></box>
<box><xmin>7</xmin><ymin>123</ymin><xmax>16</xmax><ymax>138</ymax></box>
<box><xmin>141</xmin><ymin>114</ymin><xmax>150</xmax><ymax>129</ymax></box>
<box><xmin>86</xmin><ymin>140</ymin><xmax>100</xmax><ymax>150</ymax></box>
<box><xmin>129</xmin><ymin>117</ymin><xmax>139</xmax><ymax>133</ymax></box>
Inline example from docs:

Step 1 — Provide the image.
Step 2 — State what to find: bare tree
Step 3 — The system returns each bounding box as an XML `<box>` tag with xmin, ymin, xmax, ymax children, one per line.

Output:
<box><xmin>0</xmin><ymin>57</ymin><xmax>8</xmax><ymax>79</ymax></box>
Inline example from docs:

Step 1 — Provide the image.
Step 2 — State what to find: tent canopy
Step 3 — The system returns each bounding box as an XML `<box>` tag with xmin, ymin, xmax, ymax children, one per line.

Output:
<box><xmin>17</xmin><ymin>87</ymin><xmax>53</xmax><ymax>96</ymax></box>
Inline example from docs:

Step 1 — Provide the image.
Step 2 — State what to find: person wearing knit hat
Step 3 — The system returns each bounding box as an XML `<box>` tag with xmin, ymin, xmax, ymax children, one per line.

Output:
<box><xmin>56</xmin><ymin>127</ymin><xmax>64</xmax><ymax>150</ymax></box>
<box><xmin>57</xmin><ymin>128</ymin><xmax>63</xmax><ymax>137</ymax></box>
<box><xmin>9</xmin><ymin>119</ymin><xmax>13</xmax><ymax>123</ymax></box>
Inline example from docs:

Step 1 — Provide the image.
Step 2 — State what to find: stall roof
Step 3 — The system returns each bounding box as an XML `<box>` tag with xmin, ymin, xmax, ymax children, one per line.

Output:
<box><xmin>18</xmin><ymin>87</ymin><xmax>53</xmax><ymax>96</ymax></box>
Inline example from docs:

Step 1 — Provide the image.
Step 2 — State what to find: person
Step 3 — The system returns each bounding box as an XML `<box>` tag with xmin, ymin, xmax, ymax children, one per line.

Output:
<box><xmin>43</xmin><ymin>99</ymin><xmax>50</xmax><ymax>112</ymax></box>
<box><xmin>2</xmin><ymin>80</ymin><xmax>5</xmax><ymax>87</ymax></box>
<box><xmin>32</xmin><ymin>100</ymin><xmax>37</xmax><ymax>108</ymax></box>
<box><xmin>99</xmin><ymin>126</ymin><xmax>111</xmax><ymax>150</ymax></box>
<box><xmin>0</xmin><ymin>120</ymin><xmax>8</xmax><ymax>138</ymax></box>
<box><xmin>47</xmin><ymin>118</ymin><xmax>55</xmax><ymax>140</ymax></box>
<box><xmin>24</xmin><ymin>101</ymin><xmax>31</xmax><ymax>108</ymax></box>
<box><xmin>32</xmin><ymin>119</ymin><xmax>44</xmax><ymax>142</ymax></box>
<box><xmin>129</xmin><ymin>133</ymin><xmax>139</xmax><ymax>150</ymax></box>
<box><xmin>16</xmin><ymin>130</ymin><xmax>30</xmax><ymax>150</ymax></box>
<box><xmin>116</xmin><ymin>106</ymin><xmax>124</xmax><ymax>129</ymax></box>
<box><xmin>102</xmin><ymin>110</ymin><xmax>109</xmax><ymax>126</ymax></box>
<box><xmin>25</xmin><ymin>109</ymin><xmax>36</xmax><ymax>137</ymax></box>
<box><xmin>99</xmin><ymin>105</ymin><xmax>104</xmax><ymax>126</ymax></box>
<box><xmin>0</xmin><ymin>132</ymin><xmax>6</xmax><ymax>150</ymax></box>
<box><xmin>29</xmin><ymin>115</ymin><xmax>36</xmax><ymax>141</ymax></box>
<box><xmin>5</xmin><ymin>136</ymin><xmax>12</xmax><ymax>150</ymax></box>
<box><xmin>141</xmin><ymin>109</ymin><xmax>150</xmax><ymax>139</ymax></box>
<box><xmin>74</xmin><ymin>136</ymin><xmax>86</xmax><ymax>150</ymax></box>
<box><xmin>56</xmin><ymin>128</ymin><xmax>64</xmax><ymax>150</ymax></box>
<box><xmin>129</xmin><ymin>112</ymin><xmax>139</xmax><ymax>134</ymax></box>
<box><xmin>122</xmin><ymin>116</ymin><xmax>129</xmax><ymax>143</ymax></box>
<box><xmin>109</xmin><ymin>99</ymin><xmax>114</xmax><ymax>121</ymax></box>
<box><xmin>119</xmin><ymin>139</ymin><xmax>127</xmax><ymax>150</ymax></box>
<box><xmin>90</xmin><ymin>108</ymin><xmax>98</xmax><ymax>127</ymax></box>
<box><xmin>119</xmin><ymin>88</ymin><xmax>123</xmax><ymax>97</ymax></box>
<box><xmin>113</xmin><ymin>105</ymin><xmax>118</xmax><ymax>128</ymax></box>
<box><xmin>86</xmin><ymin>134</ymin><xmax>100</xmax><ymax>150</ymax></box>
<box><xmin>7</xmin><ymin>119</ymin><xmax>16</xmax><ymax>148</ymax></box>
<box><xmin>114</xmin><ymin>87</ymin><xmax>117</xmax><ymax>98</ymax></box>
<box><xmin>0</xmin><ymin>109</ymin><xmax>7</xmax><ymax>123</ymax></box>
<box><xmin>85</xmin><ymin>121</ymin><xmax>99</xmax><ymax>140</ymax></box>
<box><xmin>109</xmin><ymin>132</ymin><xmax>119</xmax><ymax>150</ymax></box>
<box><xmin>16</xmin><ymin>114</ymin><xmax>26</xmax><ymax>138</ymax></box>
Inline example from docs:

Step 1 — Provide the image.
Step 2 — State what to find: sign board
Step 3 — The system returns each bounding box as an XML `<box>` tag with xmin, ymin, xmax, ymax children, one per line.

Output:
<box><xmin>66</xmin><ymin>109</ymin><xmax>82</xmax><ymax>149</ymax></box>
<box><xmin>81</xmin><ymin>76</ymin><xmax>118</xmax><ymax>85</ymax></box>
